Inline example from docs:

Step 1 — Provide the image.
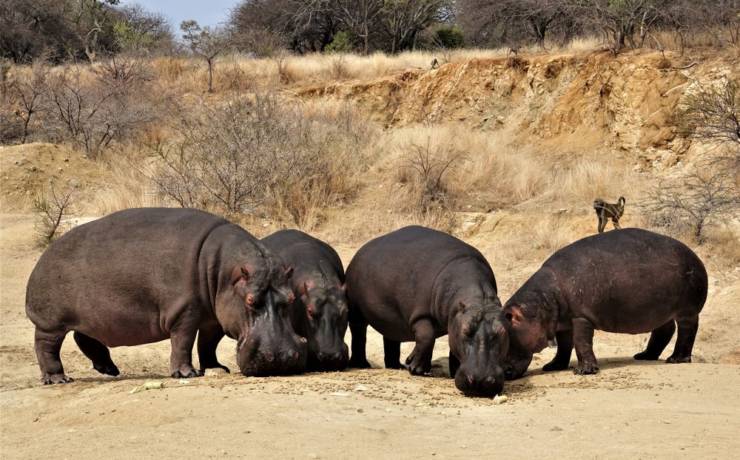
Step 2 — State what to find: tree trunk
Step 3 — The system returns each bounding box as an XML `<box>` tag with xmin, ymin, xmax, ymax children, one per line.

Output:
<box><xmin>207</xmin><ymin>59</ymin><xmax>214</xmax><ymax>93</ymax></box>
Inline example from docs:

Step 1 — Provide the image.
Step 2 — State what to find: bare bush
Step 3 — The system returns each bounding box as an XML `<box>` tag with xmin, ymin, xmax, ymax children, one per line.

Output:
<box><xmin>148</xmin><ymin>94</ymin><xmax>372</xmax><ymax>227</ymax></box>
<box><xmin>403</xmin><ymin>137</ymin><xmax>464</xmax><ymax>214</ymax></box>
<box><xmin>44</xmin><ymin>58</ymin><xmax>158</xmax><ymax>157</ymax></box>
<box><xmin>33</xmin><ymin>181</ymin><xmax>76</xmax><ymax>247</ymax></box>
<box><xmin>679</xmin><ymin>78</ymin><xmax>739</xmax><ymax>147</ymax></box>
<box><xmin>6</xmin><ymin>61</ymin><xmax>48</xmax><ymax>143</ymax></box>
<box><xmin>643</xmin><ymin>165</ymin><xmax>739</xmax><ymax>244</ymax></box>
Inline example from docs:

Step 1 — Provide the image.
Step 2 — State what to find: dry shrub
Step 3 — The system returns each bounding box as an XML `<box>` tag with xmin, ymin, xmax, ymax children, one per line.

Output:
<box><xmin>643</xmin><ymin>164</ymin><xmax>739</xmax><ymax>244</ymax></box>
<box><xmin>33</xmin><ymin>180</ymin><xmax>75</xmax><ymax>247</ymax></box>
<box><xmin>330</xmin><ymin>55</ymin><xmax>349</xmax><ymax>80</ymax></box>
<box><xmin>148</xmin><ymin>93</ymin><xmax>373</xmax><ymax>227</ymax></box>
<box><xmin>43</xmin><ymin>58</ymin><xmax>161</xmax><ymax>158</ymax></box>
<box><xmin>400</xmin><ymin>136</ymin><xmax>464</xmax><ymax>214</ymax></box>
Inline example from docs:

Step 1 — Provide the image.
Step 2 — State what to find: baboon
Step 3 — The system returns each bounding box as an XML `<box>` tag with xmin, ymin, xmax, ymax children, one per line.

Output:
<box><xmin>593</xmin><ymin>197</ymin><xmax>625</xmax><ymax>232</ymax></box>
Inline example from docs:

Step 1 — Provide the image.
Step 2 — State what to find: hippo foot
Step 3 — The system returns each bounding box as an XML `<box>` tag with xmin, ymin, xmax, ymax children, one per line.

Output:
<box><xmin>348</xmin><ymin>357</ymin><xmax>371</xmax><ymax>369</ymax></box>
<box><xmin>199</xmin><ymin>364</ymin><xmax>230</xmax><ymax>374</ymax></box>
<box><xmin>666</xmin><ymin>355</ymin><xmax>691</xmax><ymax>364</ymax></box>
<box><xmin>93</xmin><ymin>362</ymin><xmax>120</xmax><ymax>376</ymax></box>
<box><xmin>404</xmin><ymin>360</ymin><xmax>432</xmax><ymax>376</ymax></box>
<box><xmin>542</xmin><ymin>360</ymin><xmax>569</xmax><ymax>372</ymax></box>
<box><xmin>385</xmin><ymin>361</ymin><xmax>403</xmax><ymax>370</ymax></box>
<box><xmin>633</xmin><ymin>351</ymin><xmax>660</xmax><ymax>361</ymax></box>
<box><xmin>42</xmin><ymin>373</ymin><xmax>73</xmax><ymax>385</ymax></box>
<box><xmin>171</xmin><ymin>367</ymin><xmax>204</xmax><ymax>378</ymax></box>
<box><xmin>573</xmin><ymin>363</ymin><xmax>599</xmax><ymax>375</ymax></box>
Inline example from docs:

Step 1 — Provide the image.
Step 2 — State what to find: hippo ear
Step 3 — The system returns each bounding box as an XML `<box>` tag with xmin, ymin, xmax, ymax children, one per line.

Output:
<box><xmin>504</xmin><ymin>305</ymin><xmax>524</xmax><ymax>327</ymax></box>
<box><xmin>301</xmin><ymin>282</ymin><xmax>309</xmax><ymax>296</ymax></box>
<box><xmin>284</xmin><ymin>265</ymin><xmax>294</xmax><ymax>279</ymax></box>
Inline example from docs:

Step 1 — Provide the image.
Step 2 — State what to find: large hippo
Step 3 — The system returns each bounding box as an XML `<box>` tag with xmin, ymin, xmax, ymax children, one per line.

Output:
<box><xmin>261</xmin><ymin>229</ymin><xmax>349</xmax><ymax>371</ymax></box>
<box><xmin>26</xmin><ymin>208</ymin><xmax>308</xmax><ymax>384</ymax></box>
<box><xmin>346</xmin><ymin>226</ymin><xmax>509</xmax><ymax>396</ymax></box>
<box><xmin>504</xmin><ymin>228</ymin><xmax>708</xmax><ymax>375</ymax></box>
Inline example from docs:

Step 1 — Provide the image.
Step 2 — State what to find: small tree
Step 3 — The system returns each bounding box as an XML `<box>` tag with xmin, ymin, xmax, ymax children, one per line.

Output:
<box><xmin>679</xmin><ymin>78</ymin><xmax>739</xmax><ymax>147</ymax></box>
<box><xmin>644</xmin><ymin>165</ymin><xmax>739</xmax><ymax>244</ymax></box>
<box><xmin>403</xmin><ymin>137</ymin><xmax>463</xmax><ymax>213</ymax></box>
<box><xmin>44</xmin><ymin>59</ymin><xmax>156</xmax><ymax>158</ymax></box>
<box><xmin>180</xmin><ymin>20</ymin><xmax>231</xmax><ymax>93</ymax></box>
<box><xmin>33</xmin><ymin>181</ymin><xmax>76</xmax><ymax>247</ymax></box>
<box><xmin>7</xmin><ymin>61</ymin><xmax>48</xmax><ymax>143</ymax></box>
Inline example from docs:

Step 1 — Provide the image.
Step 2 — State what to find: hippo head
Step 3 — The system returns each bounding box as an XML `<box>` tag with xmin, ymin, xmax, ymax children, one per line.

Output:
<box><xmin>503</xmin><ymin>301</ymin><xmax>552</xmax><ymax>354</ymax></box>
<box><xmin>503</xmin><ymin>342</ymin><xmax>533</xmax><ymax>380</ymax></box>
<box><xmin>299</xmin><ymin>282</ymin><xmax>349</xmax><ymax>371</ymax></box>
<box><xmin>448</xmin><ymin>300</ymin><xmax>509</xmax><ymax>397</ymax></box>
<box><xmin>217</xmin><ymin>259</ymin><xmax>308</xmax><ymax>376</ymax></box>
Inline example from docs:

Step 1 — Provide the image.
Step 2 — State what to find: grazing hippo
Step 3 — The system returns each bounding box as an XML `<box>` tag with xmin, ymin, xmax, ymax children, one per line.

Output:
<box><xmin>25</xmin><ymin>208</ymin><xmax>308</xmax><ymax>384</ymax></box>
<box><xmin>504</xmin><ymin>228</ymin><xmax>708</xmax><ymax>375</ymax></box>
<box><xmin>261</xmin><ymin>229</ymin><xmax>349</xmax><ymax>371</ymax></box>
<box><xmin>346</xmin><ymin>226</ymin><xmax>509</xmax><ymax>396</ymax></box>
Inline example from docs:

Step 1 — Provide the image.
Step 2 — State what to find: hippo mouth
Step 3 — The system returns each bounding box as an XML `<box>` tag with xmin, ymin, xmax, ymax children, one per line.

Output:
<box><xmin>454</xmin><ymin>369</ymin><xmax>504</xmax><ymax>397</ymax></box>
<box><xmin>306</xmin><ymin>344</ymin><xmax>349</xmax><ymax>372</ymax></box>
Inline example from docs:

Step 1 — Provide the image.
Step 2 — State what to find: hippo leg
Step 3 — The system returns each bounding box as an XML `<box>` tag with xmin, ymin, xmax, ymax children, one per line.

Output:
<box><xmin>169</xmin><ymin>314</ymin><xmax>203</xmax><ymax>378</ymax></box>
<box><xmin>634</xmin><ymin>321</ymin><xmax>676</xmax><ymax>360</ymax></box>
<box><xmin>405</xmin><ymin>319</ymin><xmax>435</xmax><ymax>376</ymax></box>
<box><xmin>34</xmin><ymin>327</ymin><xmax>73</xmax><ymax>384</ymax></box>
<box><xmin>383</xmin><ymin>338</ymin><xmax>402</xmax><ymax>369</ymax></box>
<box><xmin>448</xmin><ymin>352</ymin><xmax>460</xmax><ymax>378</ymax></box>
<box><xmin>667</xmin><ymin>315</ymin><xmax>699</xmax><ymax>363</ymax></box>
<box><xmin>197</xmin><ymin>323</ymin><xmax>230</xmax><ymax>373</ymax></box>
<box><xmin>543</xmin><ymin>329</ymin><xmax>573</xmax><ymax>371</ymax></box>
<box><xmin>73</xmin><ymin>332</ymin><xmax>120</xmax><ymax>376</ymax></box>
<box><xmin>348</xmin><ymin>308</ymin><xmax>371</xmax><ymax>368</ymax></box>
<box><xmin>572</xmin><ymin>318</ymin><xmax>599</xmax><ymax>375</ymax></box>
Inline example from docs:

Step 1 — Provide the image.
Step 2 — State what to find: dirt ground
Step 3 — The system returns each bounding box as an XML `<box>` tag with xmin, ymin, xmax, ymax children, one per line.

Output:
<box><xmin>1</xmin><ymin>212</ymin><xmax>739</xmax><ymax>459</ymax></box>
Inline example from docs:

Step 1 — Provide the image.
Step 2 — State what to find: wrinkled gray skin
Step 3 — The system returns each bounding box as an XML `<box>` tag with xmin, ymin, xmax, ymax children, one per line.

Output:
<box><xmin>26</xmin><ymin>208</ymin><xmax>307</xmax><ymax>384</ymax></box>
<box><xmin>504</xmin><ymin>228</ymin><xmax>708</xmax><ymax>376</ymax></box>
<box><xmin>346</xmin><ymin>226</ymin><xmax>509</xmax><ymax>397</ymax></box>
<box><xmin>261</xmin><ymin>229</ymin><xmax>349</xmax><ymax>371</ymax></box>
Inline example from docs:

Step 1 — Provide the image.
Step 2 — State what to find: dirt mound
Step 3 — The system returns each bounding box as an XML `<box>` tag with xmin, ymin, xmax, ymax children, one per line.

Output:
<box><xmin>0</xmin><ymin>143</ymin><xmax>111</xmax><ymax>212</ymax></box>
<box><xmin>297</xmin><ymin>49</ymin><xmax>738</xmax><ymax>170</ymax></box>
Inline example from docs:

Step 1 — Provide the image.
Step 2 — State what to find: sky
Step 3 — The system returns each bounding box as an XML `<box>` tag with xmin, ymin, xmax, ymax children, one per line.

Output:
<box><xmin>120</xmin><ymin>0</ymin><xmax>240</xmax><ymax>33</ymax></box>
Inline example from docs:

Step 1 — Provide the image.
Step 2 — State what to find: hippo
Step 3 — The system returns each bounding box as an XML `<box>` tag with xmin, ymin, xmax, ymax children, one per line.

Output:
<box><xmin>346</xmin><ymin>225</ymin><xmax>509</xmax><ymax>396</ymax></box>
<box><xmin>25</xmin><ymin>208</ymin><xmax>308</xmax><ymax>384</ymax></box>
<box><xmin>261</xmin><ymin>229</ymin><xmax>349</xmax><ymax>371</ymax></box>
<box><xmin>504</xmin><ymin>228</ymin><xmax>708</xmax><ymax>375</ymax></box>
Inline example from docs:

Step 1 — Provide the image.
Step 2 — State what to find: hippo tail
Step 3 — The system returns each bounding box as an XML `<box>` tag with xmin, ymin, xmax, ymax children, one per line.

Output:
<box><xmin>684</xmin><ymin>252</ymin><xmax>709</xmax><ymax>313</ymax></box>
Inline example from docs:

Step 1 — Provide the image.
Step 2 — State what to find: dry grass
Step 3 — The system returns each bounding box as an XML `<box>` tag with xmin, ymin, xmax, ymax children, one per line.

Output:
<box><xmin>143</xmin><ymin>37</ymin><xmax>606</xmax><ymax>93</ymax></box>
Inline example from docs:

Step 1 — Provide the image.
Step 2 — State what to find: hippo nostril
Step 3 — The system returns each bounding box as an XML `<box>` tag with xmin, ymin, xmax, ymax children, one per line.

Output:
<box><xmin>264</xmin><ymin>352</ymin><xmax>274</xmax><ymax>363</ymax></box>
<box><xmin>289</xmin><ymin>350</ymin><xmax>299</xmax><ymax>361</ymax></box>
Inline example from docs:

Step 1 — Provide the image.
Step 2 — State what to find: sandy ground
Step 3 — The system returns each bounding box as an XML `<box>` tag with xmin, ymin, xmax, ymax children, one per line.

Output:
<box><xmin>1</xmin><ymin>213</ymin><xmax>739</xmax><ymax>459</ymax></box>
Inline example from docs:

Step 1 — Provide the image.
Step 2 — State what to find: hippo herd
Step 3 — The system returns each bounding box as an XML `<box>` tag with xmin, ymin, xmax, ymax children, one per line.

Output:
<box><xmin>26</xmin><ymin>208</ymin><xmax>708</xmax><ymax>397</ymax></box>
